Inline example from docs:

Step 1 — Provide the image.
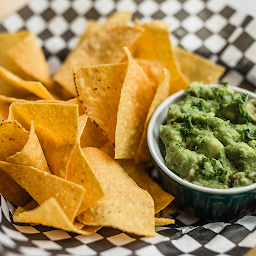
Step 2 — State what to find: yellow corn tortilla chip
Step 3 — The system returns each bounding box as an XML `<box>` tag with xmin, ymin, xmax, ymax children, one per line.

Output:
<box><xmin>115</xmin><ymin>47</ymin><xmax>155</xmax><ymax>159</ymax></box>
<box><xmin>66</xmin><ymin>144</ymin><xmax>104</xmax><ymax>215</ymax></box>
<box><xmin>0</xmin><ymin>31</ymin><xmax>33</xmax><ymax>80</ymax></box>
<box><xmin>13</xmin><ymin>197</ymin><xmax>101</xmax><ymax>235</ymax></box>
<box><xmin>0</xmin><ymin>161</ymin><xmax>85</xmax><ymax>222</ymax></box>
<box><xmin>0</xmin><ymin>121</ymin><xmax>31</xmax><ymax>206</ymax></box>
<box><xmin>99</xmin><ymin>140</ymin><xmax>115</xmax><ymax>158</ymax></box>
<box><xmin>135</xmin><ymin>59</ymin><xmax>165</xmax><ymax>91</ymax></box>
<box><xmin>173</xmin><ymin>46</ymin><xmax>225</xmax><ymax>84</ymax></box>
<box><xmin>118</xmin><ymin>159</ymin><xmax>174</xmax><ymax>214</ymax></box>
<box><xmin>133</xmin><ymin>20</ymin><xmax>188</xmax><ymax>94</ymax></box>
<box><xmin>74</xmin><ymin>63</ymin><xmax>127</xmax><ymax>142</ymax></box>
<box><xmin>78</xmin><ymin>12</ymin><xmax>132</xmax><ymax>46</ymax></box>
<box><xmin>155</xmin><ymin>217</ymin><xmax>175</xmax><ymax>226</ymax></box>
<box><xmin>55</xmin><ymin>26</ymin><xmax>143</xmax><ymax>96</ymax></box>
<box><xmin>80</xmin><ymin>117</ymin><xmax>109</xmax><ymax>148</ymax></box>
<box><xmin>78</xmin><ymin>147</ymin><xmax>156</xmax><ymax>237</ymax></box>
<box><xmin>8</xmin><ymin>32</ymin><xmax>53</xmax><ymax>89</ymax></box>
<box><xmin>0</xmin><ymin>66</ymin><xmax>54</xmax><ymax>100</ymax></box>
<box><xmin>136</xmin><ymin>68</ymin><xmax>171</xmax><ymax>162</ymax></box>
<box><xmin>8</xmin><ymin>102</ymin><xmax>79</xmax><ymax>178</ymax></box>
<box><xmin>66</xmin><ymin>97</ymin><xmax>86</xmax><ymax>115</ymax></box>
<box><xmin>6</xmin><ymin>121</ymin><xmax>50</xmax><ymax>173</ymax></box>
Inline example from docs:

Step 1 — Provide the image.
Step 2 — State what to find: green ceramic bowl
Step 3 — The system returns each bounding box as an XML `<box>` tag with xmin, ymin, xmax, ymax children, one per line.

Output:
<box><xmin>147</xmin><ymin>85</ymin><xmax>256</xmax><ymax>221</ymax></box>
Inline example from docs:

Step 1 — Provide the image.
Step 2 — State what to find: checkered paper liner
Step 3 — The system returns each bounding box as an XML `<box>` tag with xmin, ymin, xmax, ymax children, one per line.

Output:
<box><xmin>0</xmin><ymin>0</ymin><xmax>256</xmax><ymax>255</ymax></box>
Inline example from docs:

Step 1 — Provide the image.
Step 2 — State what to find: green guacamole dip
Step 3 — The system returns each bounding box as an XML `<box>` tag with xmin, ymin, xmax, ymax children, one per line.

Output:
<box><xmin>159</xmin><ymin>82</ymin><xmax>256</xmax><ymax>189</ymax></box>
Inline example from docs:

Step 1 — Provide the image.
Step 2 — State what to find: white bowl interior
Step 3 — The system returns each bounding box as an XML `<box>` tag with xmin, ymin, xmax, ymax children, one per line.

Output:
<box><xmin>148</xmin><ymin>85</ymin><xmax>256</xmax><ymax>195</ymax></box>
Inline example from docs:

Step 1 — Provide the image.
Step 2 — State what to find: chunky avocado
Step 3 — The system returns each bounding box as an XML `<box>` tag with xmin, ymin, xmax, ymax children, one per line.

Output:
<box><xmin>159</xmin><ymin>82</ymin><xmax>256</xmax><ymax>189</ymax></box>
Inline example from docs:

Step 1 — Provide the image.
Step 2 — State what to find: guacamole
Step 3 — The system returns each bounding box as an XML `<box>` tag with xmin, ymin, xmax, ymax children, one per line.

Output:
<box><xmin>159</xmin><ymin>82</ymin><xmax>256</xmax><ymax>189</ymax></box>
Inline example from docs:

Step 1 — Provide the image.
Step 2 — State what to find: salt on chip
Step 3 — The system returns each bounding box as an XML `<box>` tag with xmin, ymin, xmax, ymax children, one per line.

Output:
<box><xmin>8</xmin><ymin>32</ymin><xmax>53</xmax><ymax>89</ymax></box>
<box><xmin>0</xmin><ymin>161</ymin><xmax>85</xmax><ymax>222</ymax></box>
<box><xmin>155</xmin><ymin>217</ymin><xmax>175</xmax><ymax>226</ymax></box>
<box><xmin>136</xmin><ymin>68</ymin><xmax>171</xmax><ymax>162</ymax></box>
<box><xmin>0</xmin><ymin>121</ymin><xmax>31</xmax><ymax>206</ymax></box>
<box><xmin>13</xmin><ymin>197</ymin><xmax>101</xmax><ymax>235</ymax></box>
<box><xmin>133</xmin><ymin>20</ymin><xmax>188</xmax><ymax>94</ymax></box>
<box><xmin>0</xmin><ymin>66</ymin><xmax>54</xmax><ymax>100</ymax></box>
<box><xmin>78</xmin><ymin>147</ymin><xmax>156</xmax><ymax>237</ymax></box>
<box><xmin>6</xmin><ymin>121</ymin><xmax>50</xmax><ymax>173</ymax></box>
<box><xmin>8</xmin><ymin>103</ymin><xmax>79</xmax><ymax>178</ymax></box>
<box><xmin>74</xmin><ymin>63</ymin><xmax>127</xmax><ymax>142</ymax></box>
<box><xmin>55</xmin><ymin>26</ymin><xmax>143</xmax><ymax>96</ymax></box>
<box><xmin>66</xmin><ymin>144</ymin><xmax>104</xmax><ymax>215</ymax></box>
<box><xmin>118</xmin><ymin>159</ymin><xmax>174</xmax><ymax>214</ymax></box>
<box><xmin>173</xmin><ymin>46</ymin><xmax>225</xmax><ymax>84</ymax></box>
<box><xmin>115</xmin><ymin>47</ymin><xmax>155</xmax><ymax>159</ymax></box>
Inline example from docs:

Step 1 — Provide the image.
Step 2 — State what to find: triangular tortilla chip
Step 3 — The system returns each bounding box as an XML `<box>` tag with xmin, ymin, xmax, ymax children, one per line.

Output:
<box><xmin>0</xmin><ymin>120</ymin><xmax>31</xmax><ymax>206</ymax></box>
<box><xmin>78</xmin><ymin>147</ymin><xmax>156</xmax><ymax>237</ymax></box>
<box><xmin>66</xmin><ymin>144</ymin><xmax>104</xmax><ymax>215</ymax></box>
<box><xmin>0</xmin><ymin>65</ymin><xmax>54</xmax><ymax>100</ymax></box>
<box><xmin>6</xmin><ymin>121</ymin><xmax>50</xmax><ymax>173</ymax></box>
<box><xmin>155</xmin><ymin>217</ymin><xmax>175</xmax><ymax>226</ymax></box>
<box><xmin>0</xmin><ymin>161</ymin><xmax>85</xmax><ymax>222</ymax></box>
<box><xmin>173</xmin><ymin>46</ymin><xmax>225</xmax><ymax>84</ymax></box>
<box><xmin>115</xmin><ymin>47</ymin><xmax>155</xmax><ymax>159</ymax></box>
<box><xmin>0</xmin><ymin>95</ymin><xmax>28</xmax><ymax>121</ymax></box>
<box><xmin>118</xmin><ymin>159</ymin><xmax>174</xmax><ymax>214</ymax></box>
<box><xmin>0</xmin><ymin>31</ymin><xmax>32</xmax><ymax>80</ymax></box>
<box><xmin>136</xmin><ymin>68</ymin><xmax>171</xmax><ymax>162</ymax></box>
<box><xmin>55</xmin><ymin>26</ymin><xmax>143</xmax><ymax>96</ymax></box>
<box><xmin>13</xmin><ymin>197</ymin><xmax>101</xmax><ymax>235</ymax></box>
<box><xmin>78</xmin><ymin>12</ymin><xmax>132</xmax><ymax>46</ymax></box>
<box><xmin>135</xmin><ymin>59</ymin><xmax>165</xmax><ymax>92</ymax></box>
<box><xmin>74</xmin><ymin>63</ymin><xmax>127</xmax><ymax>142</ymax></box>
<box><xmin>8</xmin><ymin>32</ymin><xmax>53</xmax><ymax>89</ymax></box>
<box><xmin>8</xmin><ymin>103</ymin><xmax>79</xmax><ymax>178</ymax></box>
<box><xmin>133</xmin><ymin>20</ymin><xmax>188</xmax><ymax>94</ymax></box>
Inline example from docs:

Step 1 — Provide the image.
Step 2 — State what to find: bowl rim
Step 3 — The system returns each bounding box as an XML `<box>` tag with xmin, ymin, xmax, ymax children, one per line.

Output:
<box><xmin>147</xmin><ymin>84</ymin><xmax>256</xmax><ymax>195</ymax></box>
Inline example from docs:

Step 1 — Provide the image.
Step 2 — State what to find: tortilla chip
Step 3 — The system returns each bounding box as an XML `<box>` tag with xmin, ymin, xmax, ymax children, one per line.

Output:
<box><xmin>0</xmin><ymin>170</ymin><xmax>31</xmax><ymax>206</ymax></box>
<box><xmin>66</xmin><ymin>97</ymin><xmax>86</xmax><ymax>115</ymax></box>
<box><xmin>79</xmin><ymin>12</ymin><xmax>132</xmax><ymax>46</ymax></box>
<box><xmin>6</xmin><ymin>121</ymin><xmax>50</xmax><ymax>173</ymax></box>
<box><xmin>78</xmin><ymin>147</ymin><xmax>156</xmax><ymax>237</ymax></box>
<box><xmin>74</xmin><ymin>63</ymin><xmax>127</xmax><ymax>142</ymax></box>
<box><xmin>80</xmin><ymin>117</ymin><xmax>109</xmax><ymax>148</ymax></box>
<box><xmin>0</xmin><ymin>66</ymin><xmax>54</xmax><ymax>100</ymax></box>
<box><xmin>13</xmin><ymin>197</ymin><xmax>101</xmax><ymax>235</ymax></box>
<box><xmin>135</xmin><ymin>59</ymin><xmax>165</xmax><ymax>91</ymax></box>
<box><xmin>0</xmin><ymin>161</ymin><xmax>85</xmax><ymax>222</ymax></box>
<box><xmin>115</xmin><ymin>47</ymin><xmax>155</xmax><ymax>159</ymax></box>
<box><xmin>155</xmin><ymin>217</ymin><xmax>175</xmax><ymax>226</ymax></box>
<box><xmin>101</xmin><ymin>11</ymin><xmax>132</xmax><ymax>31</ymax></box>
<box><xmin>8</xmin><ymin>32</ymin><xmax>53</xmax><ymax>89</ymax></box>
<box><xmin>100</xmin><ymin>140</ymin><xmax>115</xmax><ymax>158</ymax></box>
<box><xmin>55</xmin><ymin>26</ymin><xmax>143</xmax><ymax>96</ymax></box>
<box><xmin>8</xmin><ymin>103</ymin><xmax>79</xmax><ymax>178</ymax></box>
<box><xmin>0</xmin><ymin>120</ymin><xmax>31</xmax><ymax>206</ymax></box>
<box><xmin>66</xmin><ymin>144</ymin><xmax>104</xmax><ymax>215</ymax></box>
<box><xmin>136</xmin><ymin>68</ymin><xmax>171</xmax><ymax>162</ymax></box>
<box><xmin>0</xmin><ymin>31</ymin><xmax>33</xmax><ymax>80</ymax></box>
<box><xmin>173</xmin><ymin>46</ymin><xmax>225</xmax><ymax>84</ymax></box>
<box><xmin>133</xmin><ymin>20</ymin><xmax>188</xmax><ymax>94</ymax></box>
<box><xmin>118</xmin><ymin>159</ymin><xmax>174</xmax><ymax>214</ymax></box>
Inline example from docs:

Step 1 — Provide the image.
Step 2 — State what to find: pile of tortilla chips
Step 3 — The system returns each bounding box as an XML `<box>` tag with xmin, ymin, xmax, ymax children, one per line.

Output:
<box><xmin>0</xmin><ymin>12</ymin><xmax>225</xmax><ymax>237</ymax></box>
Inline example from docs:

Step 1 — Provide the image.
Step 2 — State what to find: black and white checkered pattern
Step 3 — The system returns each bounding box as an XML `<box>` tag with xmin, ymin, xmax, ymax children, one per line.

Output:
<box><xmin>1</xmin><ymin>194</ymin><xmax>256</xmax><ymax>256</ymax></box>
<box><xmin>1</xmin><ymin>0</ymin><xmax>256</xmax><ymax>255</ymax></box>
